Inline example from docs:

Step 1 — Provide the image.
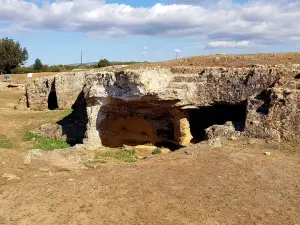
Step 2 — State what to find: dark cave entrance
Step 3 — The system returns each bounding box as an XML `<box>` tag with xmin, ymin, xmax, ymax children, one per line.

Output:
<box><xmin>48</xmin><ymin>81</ymin><xmax>58</xmax><ymax>110</ymax></box>
<box><xmin>185</xmin><ymin>101</ymin><xmax>247</xmax><ymax>143</ymax></box>
<box><xmin>57</xmin><ymin>91</ymin><xmax>88</xmax><ymax>145</ymax></box>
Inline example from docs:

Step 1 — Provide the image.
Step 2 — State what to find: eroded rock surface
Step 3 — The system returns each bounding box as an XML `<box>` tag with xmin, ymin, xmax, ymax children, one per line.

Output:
<box><xmin>25</xmin><ymin>72</ymin><xmax>85</xmax><ymax>110</ymax></box>
<box><xmin>245</xmin><ymin>76</ymin><xmax>300</xmax><ymax>142</ymax></box>
<box><xmin>23</xmin><ymin>64</ymin><xmax>300</xmax><ymax>148</ymax></box>
<box><xmin>36</xmin><ymin>123</ymin><xmax>64</xmax><ymax>140</ymax></box>
<box><xmin>205</xmin><ymin>122</ymin><xmax>238</xmax><ymax>140</ymax></box>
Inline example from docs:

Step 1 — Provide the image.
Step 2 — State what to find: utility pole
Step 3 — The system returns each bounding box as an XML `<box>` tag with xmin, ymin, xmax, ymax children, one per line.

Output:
<box><xmin>81</xmin><ymin>50</ymin><xmax>83</xmax><ymax>66</ymax></box>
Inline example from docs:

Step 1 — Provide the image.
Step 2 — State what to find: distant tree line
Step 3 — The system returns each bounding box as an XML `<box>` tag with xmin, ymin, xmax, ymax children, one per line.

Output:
<box><xmin>0</xmin><ymin>37</ymin><xmax>145</xmax><ymax>74</ymax></box>
<box><xmin>97</xmin><ymin>58</ymin><xmax>143</xmax><ymax>68</ymax></box>
<box><xmin>12</xmin><ymin>59</ymin><xmax>144</xmax><ymax>74</ymax></box>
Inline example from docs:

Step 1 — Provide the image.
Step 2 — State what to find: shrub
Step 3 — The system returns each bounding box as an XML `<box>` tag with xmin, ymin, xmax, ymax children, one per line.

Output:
<box><xmin>11</xmin><ymin>66</ymin><xmax>35</xmax><ymax>74</ymax></box>
<box><xmin>42</xmin><ymin>64</ymin><xmax>49</xmax><ymax>72</ymax></box>
<box><xmin>97</xmin><ymin>59</ymin><xmax>111</xmax><ymax>68</ymax></box>
<box><xmin>49</xmin><ymin>65</ymin><xmax>61</xmax><ymax>72</ymax></box>
<box><xmin>152</xmin><ymin>148</ymin><xmax>162</xmax><ymax>155</ymax></box>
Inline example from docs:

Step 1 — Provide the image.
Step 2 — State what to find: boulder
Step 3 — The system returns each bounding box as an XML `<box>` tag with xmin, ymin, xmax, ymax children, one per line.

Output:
<box><xmin>205</xmin><ymin>121</ymin><xmax>238</xmax><ymax>140</ymax></box>
<box><xmin>37</xmin><ymin>123</ymin><xmax>65</xmax><ymax>140</ymax></box>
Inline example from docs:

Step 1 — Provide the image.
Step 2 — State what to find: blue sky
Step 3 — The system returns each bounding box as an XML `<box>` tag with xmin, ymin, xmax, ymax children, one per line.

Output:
<box><xmin>0</xmin><ymin>0</ymin><xmax>299</xmax><ymax>65</ymax></box>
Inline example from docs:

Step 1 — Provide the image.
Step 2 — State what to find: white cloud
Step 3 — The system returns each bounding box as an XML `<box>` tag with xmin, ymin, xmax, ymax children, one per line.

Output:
<box><xmin>174</xmin><ymin>48</ymin><xmax>183</xmax><ymax>53</ymax></box>
<box><xmin>141</xmin><ymin>46</ymin><xmax>148</xmax><ymax>55</ymax></box>
<box><xmin>0</xmin><ymin>0</ymin><xmax>300</xmax><ymax>48</ymax></box>
<box><xmin>208</xmin><ymin>40</ymin><xmax>253</xmax><ymax>48</ymax></box>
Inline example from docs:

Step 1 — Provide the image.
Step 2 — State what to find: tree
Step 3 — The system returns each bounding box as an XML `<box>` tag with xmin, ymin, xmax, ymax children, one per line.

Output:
<box><xmin>97</xmin><ymin>58</ymin><xmax>111</xmax><ymax>68</ymax></box>
<box><xmin>0</xmin><ymin>38</ymin><xmax>28</xmax><ymax>73</ymax></box>
<box><xmin>33</xmin><ymin>58</ymin><xmax>43</xmax><ymax>71</ymax></box>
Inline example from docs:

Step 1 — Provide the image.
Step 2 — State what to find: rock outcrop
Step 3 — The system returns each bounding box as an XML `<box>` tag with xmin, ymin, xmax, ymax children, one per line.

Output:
<box><xmin>36</xmin><ymin>123</ymin><xmax>65</xmax><ymax>140</ymax></box>
<box><xmin>23</xmin><ymin>65</ymin><xmax>300</xmax><ymax>148</ymax></box>
<box><xmin>25</xmin><ymin>72</ymin><xmax>85</xmax><ymax>110</ymax></box>
<box><xmin>245</xmin><ymin>76</ymin><xmax>300</xmax><ymax>142</ymax></box>
<box><xmin>205</xmin><ymin>121</ymin><xmax>238</xmax><ymax>140</ymax></box>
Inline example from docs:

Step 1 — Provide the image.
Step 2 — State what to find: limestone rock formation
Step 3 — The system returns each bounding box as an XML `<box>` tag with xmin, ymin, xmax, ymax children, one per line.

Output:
<box><xmin>25</xmin><ymin>76</ymin><xmax>55</xmax><ymax>110</ymax></box>
<box><xmin>205</xmin><ymin>122</ymin><xmax>238</xmax><ymax>140</ymax></box>
<box><xmin>23</xmin><ymin>64</ymin><xmax>300</xmax><ymax>148</ymax></box>
<box><xmin>172</xmin><ymin>110</ymin><xmax>193</xmax><ymax>147</ymax></box>
<box><xmin>36</xmin><ymin>123</ymin><xmax>65</xmax><ymax>140</ymax></box>
<box><xmin>245</xmin><ymin>76</ymin><xmax>300</xmax><ymax>142</ymax></box>
<box><xmin>25</xmin><ymin>72</ymin><xmax>85</xmax><ymax>110</ymax></box>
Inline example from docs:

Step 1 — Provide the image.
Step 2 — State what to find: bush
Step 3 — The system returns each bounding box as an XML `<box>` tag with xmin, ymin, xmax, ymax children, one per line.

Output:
<box><xmin>152</xmin><ymin>148</ymin><xmax>162</xmax><ymax>155</ymax></box>
<box><xmin>42</xmin><ymin>64</ymin><xmax>49</xmax><ymax>72</ymax></box>
<box><xmin>49</xmin><ymin>65</ymin><xmax>62</xmax><ymax>72</ymax></box>
<box><xmin>11</xmin><ymin>66</ymin><xmax>35</xmax><ymax>74</ymax></box>
<box><xmin>97</xmin><ymin>59</ymin><xmax>111</xmax><ymax>68</ymax></box>
<box><xmin>63</xmin><ymin>65</ymin><xmax>77</xmax><ymax>71</ymax></box>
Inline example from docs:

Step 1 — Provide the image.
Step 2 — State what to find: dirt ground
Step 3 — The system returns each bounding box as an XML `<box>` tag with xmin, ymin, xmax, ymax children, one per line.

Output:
<box><xmin>159</xmin><ymin>52</ymin><xmax>300</xmax><ymax>68</ymax></box>
<box><xmin>0</xmin><ymin>72</ymin><xmax>57</xmax><ymax>84</ymax></box>
<box><xmin>0</xmin><ymin>142</ymin><xmax>300</xmax><ymax>225</ymax></box>
<box><xmin>0</xmin><ymin>88</ymin><xmax>70</xmax><ymax>150</ymax></box>
<box><xmin>0</xmin><ymin>63</ymin><xmax>300</xmax><ymax>225</ymax></box>
<box><xmin>125</xmin><ymin>52</ymin><xmax>300</xmax><ymax>69</ymax></box>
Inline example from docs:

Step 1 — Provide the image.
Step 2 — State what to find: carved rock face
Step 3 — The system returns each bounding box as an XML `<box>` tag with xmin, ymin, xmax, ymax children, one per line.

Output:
<box><xmin>24</xmin><ymin>65</ymin><xmax>300</xmax><ymax>147</ymax></box>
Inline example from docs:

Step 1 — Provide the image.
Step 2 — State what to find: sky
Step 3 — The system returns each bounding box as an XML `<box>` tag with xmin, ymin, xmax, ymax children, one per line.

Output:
<box><xmin>0</xmin><ymin>0</ymin><xmax>300</xmax><ymax>65</ymax></box>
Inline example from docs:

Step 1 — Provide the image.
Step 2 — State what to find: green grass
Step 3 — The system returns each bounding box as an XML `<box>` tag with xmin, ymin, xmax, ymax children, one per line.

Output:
<box><xmin>24</xmin><ymin>131</ymin><xmax>69</xmax><ymax>151</ymax></box>
<box><xmin>0</xmin><ymin>139</ymin><xmax>14</xmax><ymax>149</ymax></box>
<box><xmin>152</xmin><ymin>148</ymin><xmax>162</xmax><ymax>155</ymax></box>
<box><xmin>60</xmin><ymin>108</ymin><xmax>73</xmax><ymax>118</ymax></box>
<box><xmin>95</xmin><ymin>149</ymin><xmax>137</xmax><ymax>163</ymax></box>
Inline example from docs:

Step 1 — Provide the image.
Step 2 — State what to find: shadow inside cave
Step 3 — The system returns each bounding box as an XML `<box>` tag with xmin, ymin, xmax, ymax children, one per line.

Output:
<box><xmin>57</xmin><ymin>91</ymin><xmax>87</xmax><ymax>145</ymax></box>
